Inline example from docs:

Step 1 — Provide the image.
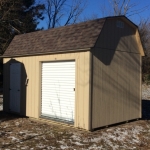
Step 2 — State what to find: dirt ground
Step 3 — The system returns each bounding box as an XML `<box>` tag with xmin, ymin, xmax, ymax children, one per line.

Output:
<box><xmin>0</xmin><ymin>113</ymin><xmax>150</xmax><ymax>150</ymax></box>
<box><xmin>0</xmin><ymin>85</ymin><xmax>150</xmax><ymax>149</ymax></box>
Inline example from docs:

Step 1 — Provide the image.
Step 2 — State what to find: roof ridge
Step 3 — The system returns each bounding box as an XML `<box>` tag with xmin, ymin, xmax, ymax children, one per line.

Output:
<box><xmin>14</xmin><ymin>17</ymin><xmax>106</xmax><ymax>38</ymax></box>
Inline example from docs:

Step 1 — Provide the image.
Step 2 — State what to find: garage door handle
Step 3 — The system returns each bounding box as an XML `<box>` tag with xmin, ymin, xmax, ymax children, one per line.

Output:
<box><xmin>73</xmin><ymin>88</ymin><xmax>75</xmax><ymax>91</ymax></box>
<box><xmin>18</xmin><ymin>90</ymin><xmax>20</xmax><ymax>91</ymax></box>
<box><xmin>9</xmin><ymin>88</ymin><xmax>11</xmax><ymax>90</ymax></box>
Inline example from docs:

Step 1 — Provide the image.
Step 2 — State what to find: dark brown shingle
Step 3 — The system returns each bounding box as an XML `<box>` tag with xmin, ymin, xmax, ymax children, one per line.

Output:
<box><xmin>3</xmin><ymin>18</ymin><xmax>106</xmax><ymax>57</ymax></box>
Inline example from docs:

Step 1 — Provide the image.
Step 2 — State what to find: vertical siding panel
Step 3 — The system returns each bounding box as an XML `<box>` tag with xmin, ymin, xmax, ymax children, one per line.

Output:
<box><xmin>26</xmin><ymin>57</ymin><xmax>30</xmax><ymax>117</ymax></box>
<box><xmin>130</xmin><ymin>54</ymin><xmax>134</xmax><ymax>118</ymax></box>
<box><xmin>83</xmin><ymin>51</ymin><xmax>90</xmax><ymax>130</ymax></box>
<box><xmin>103</xmin><ymin>51</ymin><xmax>110</xmax><ymax>125</ymax></box>
<box><xmin>122</xmin><ymin>53</ymin><xmax>127</xmax><ymax>120</ymax></box>
<box><xmin>75</xmin><ymin>53</ymin><xmax>79</xmax><ymax>128</ymax></box>
<box><xmin>77</xmin><ymin>52</ymin><xmax>81</xmax><ymax>128</ymax></box>
<box><xmin>28</xmin><ymin>57</ymin><xmax>33</xmax><ymax>117</ymax></box>
<box><xmin>139</xmin><ymin>56</ymin><xmax>142</xmax><ymax>118</ymax></box>
<box><xmin>78</xmin><ymin>52</ymin><xmax>84</xmax><ymax>128</ymax></box>
<box><xmin>34</xmin><ymin>56</ymin><xmax>38</xmax><ymax>117</ymax></box>
<box><xmin>28</xmin><ymin>57</ymin><xmax>31</xmax><ymax>117</ymax></box>
<box><xmin>3</xmin><ymin>58</ymin><xmax>10</xmax><ymax>112</ymax></box>
<box><xmin>26</xmin><ymin>57</ymin><xmax>29</xmax><ymax>117</ymax></box>
<box><xmin>109</xmin><ymin>51</ymin><xmax>118</xmax><ymax>123</ymax></box>
<box><xmin>92</xmin><ymin>49</ymin><xmax>141</xmax><ymax>129</ymax></box>
<box><xmin>29</xmin><ymin>57</ymin><xmax>33</xmax><ymax>117</ymax></box>
<box><xmin>35</xmin><ymin>56</ymin><xmax>38</xmax><ymax>118</ymax></box>
<box><xmin>3</xmin><ymin>51</ymin><xmax>90</xmax><ymax>130</ymax></box>
<box><xmin>137</xmin><ymin>55</ymin><xmax>141</xmax><ymax>118</ymax></box>
<box><xmin>36</xmin><ymin>56</ymin><xmax>39</xmax><ymax>117</ymax></box>
<box><xmin>37</xmin><ymin>55</ymin><xmax>42</xmax><ymax>118</ymax></box>
<box><xmin>25</xmin><ymin>57</ymin><xmax>30</xmax><ymax>117</ymax></box>
<box><xmin>32</xmin><ymin>57</ymin><xmax>36</xmax><ymax>117</ymax></box>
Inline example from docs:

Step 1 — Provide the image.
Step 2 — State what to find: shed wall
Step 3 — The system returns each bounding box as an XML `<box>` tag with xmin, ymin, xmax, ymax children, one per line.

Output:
<box><xmin>95</xmin><ymin>18</ymin><xmax>140</xmax><ymax>54</ymax></box>
<box><xmin>3</xmin><ymin>51</ymin><xmax>91</xmax><ymax>130</ymax></box>
<box><xmin>92</xmin><ymin>49</ymin><xmax>141</xmax><ymax>129</ymax></box>
<box><xmin>92</xmin><ymin>17</ymin><xmax>142</xmax><ymax>129</ymax></box>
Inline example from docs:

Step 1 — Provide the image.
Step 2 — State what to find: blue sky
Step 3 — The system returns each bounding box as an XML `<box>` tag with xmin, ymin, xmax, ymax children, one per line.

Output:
<box><xmin>83</xmin><ymin>0</ymin><xmax>150</xmax><ymax>20</ymax></box>
<box><xmin>37</xmin><ymin>0</ymin><xmax>150</xmax><ymax>29</ymax></box>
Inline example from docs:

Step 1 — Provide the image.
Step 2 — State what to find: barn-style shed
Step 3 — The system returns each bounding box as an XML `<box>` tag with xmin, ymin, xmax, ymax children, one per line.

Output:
<box><xmin>2</xmin><ymin>16</ymin><xmax>144</xmax><ymax>130</ymax></box>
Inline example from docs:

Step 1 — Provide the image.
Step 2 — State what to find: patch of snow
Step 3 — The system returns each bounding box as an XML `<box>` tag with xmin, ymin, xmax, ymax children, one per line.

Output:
<box><xmin>82</xmin><ymin>125</ymin><xmax>144</xmax><ymax>149</ymax></box>
<box><xmin>71</xmin><ymin>134</ymin><xmax>81</xmax><ymax>141</ymax></box>
<box><xmin>21</xmin><ymin>146</ymin><xmax>29</xmax><ymax>149</ymax></box>
<box><xmin>74</xmin><ymin>141</ymin><xmax>84</xmax><ymax>146</ymax></box>
<box><xmin>15</xmin><ymin>122</ymin><xmax>20</xmax><ymax>126</ymax></box>
<box><xmin>60</xmin><ymin>145</ymin><xmax>69</xmax><ymax>149</ymax></box>
<box><xmin>8</xmin><ymin>136</ymin><xmax>20</xmax><ymax>142</ymax></box>
<box><xmin>36</xmin><ymin>144</ymin><xmax>46</xmax><ymax>149</ymax></box>
<box><xmin>19</xmin><ymin>130</ymin><xmax>30</xmax><ymax>133</ymax></box>
<box><xmin>3</xmin><ymin>124</ymin><xmax>9</xmax><ymax>128</ymax></box>
<box><xmin>0</xmin><ymin>105</ymin><xmax>3</xmax><ymax>111</ymax></box>
<box><xmin>17</xmin><ymin>145</ymin><xmax>21</xmax><ymax>148</ymax></box>
<box><xmin>19</xmin><ymin>131</ymin><xmax>25</xmax><ymax>135</ymax></box>
<box><xmin>88</xmin><ymin>144</ymin><xmax>103</xmax><ymax>150</ymax></box>
<box><xmin>58</xmin><ymin>141</ymin><xmax>65</xmax><ymax>144</ymax></box>
<box><xmin>46</xmin><ymin>146</ymin><xmax>56</xmax><ymax>150</ymax></box>
<box><xmin>142</xmin><ymin>84</ymin><xmax>150</xmax><ymax>100</ymax></box>
<box><xmin>90</xmin><ymin>137</ymin><xmax>101</xmax><ymax>143</ymax></box>
<box><xmin>26</xmin><ymin>133</ymin><xmax>39</xmax><ymax>136</ymax></box>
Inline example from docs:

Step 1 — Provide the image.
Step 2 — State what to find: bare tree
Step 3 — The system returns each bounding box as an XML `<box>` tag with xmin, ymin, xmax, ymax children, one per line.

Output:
<box><xmin>43</xmin><ymin>0</ymin><xmax>86</xmax><ymax>29</ymax></box>
<box><xmin>100</xmin><ymin>0</ymin><xmax>149</xmax><ymax>17</ymax></box>
<box><xmin>139</xmin><ymin>19</ymin><xmax>150</xmax><ymax>56</ymax></box>
<box><xmin>98</xmin><ymin>0</ymin><xmax>150</xmax><ymax>82</ymax></box>
<box><xmin>139</xmin><ymin>19</ymin><xmax>150</xmax><ymax>81</ymax></box>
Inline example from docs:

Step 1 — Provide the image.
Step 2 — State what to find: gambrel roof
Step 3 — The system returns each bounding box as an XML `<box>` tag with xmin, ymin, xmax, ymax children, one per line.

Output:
<box><xmin>2</xmin><ymin>16</ymin><xmax>144</xmax><ymax>57</ymax></box>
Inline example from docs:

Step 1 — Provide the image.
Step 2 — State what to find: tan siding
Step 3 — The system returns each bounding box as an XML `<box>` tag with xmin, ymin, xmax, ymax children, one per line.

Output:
<box><xmin>135</xmin><ymin>29</ymin><xmax>145</xmax><ymax>56</ymax></box>
<box><xmin>3</xmin><ymin>51</ymin><xmax>91</xmax><ymax>130</ymax></box>
<box><xmin>92</xmin><ymin>49</ymin><xmax>141</xmax><ymax>129</ymax></box>
<box><xmin>95</xmin><ymin>18</ymin><xmax>140</xmax><ymax>54</ymax></box>
<box><xmin>3</xmin><ymin>59</ymin><xmax>10</xmax><ymax>112</ymax></box>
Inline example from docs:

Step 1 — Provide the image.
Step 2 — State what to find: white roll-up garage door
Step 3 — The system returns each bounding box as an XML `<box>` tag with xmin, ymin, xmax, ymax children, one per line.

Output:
<box><xmin>41</xmin><ymin>61</ymin><xmax>75</xmax><ymax>122</ymax></box>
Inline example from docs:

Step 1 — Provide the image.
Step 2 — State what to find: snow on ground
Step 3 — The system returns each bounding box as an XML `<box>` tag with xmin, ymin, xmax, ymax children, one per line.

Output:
<box><xmin>0</xmin><ymin>115</ymin><xmax>150</xmax><ymax>149</ymax></box>
<box><xmin>0</xmin><ymin>105</ymin><xmax>2</xmax><ymax>111</ymax></box>
<box><xmin>142</xmin><ymin>84</ymin><xmax>150</xmax><ymax>100</ymax></box>
<box><xmin>0</xmin><ymin>85</ymin><xmax>149</xmax><ymax>149</ymax></box>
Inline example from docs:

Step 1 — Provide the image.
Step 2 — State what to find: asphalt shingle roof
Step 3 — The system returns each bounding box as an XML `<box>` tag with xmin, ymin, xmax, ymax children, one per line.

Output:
<box><xmin>3</xmin><ymin>18</ymin><xmax>106</xmax><ymax>57</ymax></box>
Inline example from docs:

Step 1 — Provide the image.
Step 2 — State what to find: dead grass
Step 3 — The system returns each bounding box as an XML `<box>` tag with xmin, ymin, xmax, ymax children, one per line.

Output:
<box><xmin>0</xmin><ymin>113</ymin><xmax>150</xmax><ymax>150</ymax></box>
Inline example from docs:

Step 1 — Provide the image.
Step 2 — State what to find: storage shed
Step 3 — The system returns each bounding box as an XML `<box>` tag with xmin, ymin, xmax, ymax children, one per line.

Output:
<box><xmin>2</xmin><ymin>16</ymin><xmax>144</xmax><ymax>130</ymax></box>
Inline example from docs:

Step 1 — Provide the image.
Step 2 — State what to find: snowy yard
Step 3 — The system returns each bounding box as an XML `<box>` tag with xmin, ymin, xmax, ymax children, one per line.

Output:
<box><xmin>0</xmin><ymin>85</ymin><xmax>149</xmax><ymax>149</ymax></box>
<box><xmin>0</xmin><ymin>113</ymin><xmax>150</xmax><ymax>149</ymax></box>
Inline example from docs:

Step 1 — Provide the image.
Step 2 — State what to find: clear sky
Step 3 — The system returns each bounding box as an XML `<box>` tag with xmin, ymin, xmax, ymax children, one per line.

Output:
<box><xmin>37</xmin><ymin>0</ymin><xmax>150</xmax><ymax>29</ymax></box>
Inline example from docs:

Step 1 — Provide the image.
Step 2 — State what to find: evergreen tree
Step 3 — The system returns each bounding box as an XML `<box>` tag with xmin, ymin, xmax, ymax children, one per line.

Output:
<box><xmin>0</xmin><ymin>0</ymin><xmax>44</xmax><ymax>54</ymax></box>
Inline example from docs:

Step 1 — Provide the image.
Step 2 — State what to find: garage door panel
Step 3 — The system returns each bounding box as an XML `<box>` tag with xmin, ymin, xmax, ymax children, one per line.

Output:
<box><xmin>41</xmin><ymin>61</ymin><xmax>75</xmax><ymax>122</ymax></box>
<box><xmin>42</xmin><ymin>95</ymin><xmax>74</xmax><ymax>99</ymax></box>
<box><xmin>42</xmin><ymin>84</ymin><xmax>75</xmax><ymax>87</ymax></box>
<box><xmin>41</xmin><ymin>99</ymin><xmax>75</xmax><ymax>105</ymax></box>
<box><xmin>42</xmin><ymin>89</ymin><xmax>75</xmax><ymax>93</ymax></box>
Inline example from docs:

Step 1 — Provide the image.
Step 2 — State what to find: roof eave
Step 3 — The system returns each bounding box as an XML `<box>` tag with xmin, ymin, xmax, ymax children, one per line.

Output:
<box><xmin>1</xmin><ymin>48</ymin><xmax>91</xmax><ymax>58</ymax></box>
